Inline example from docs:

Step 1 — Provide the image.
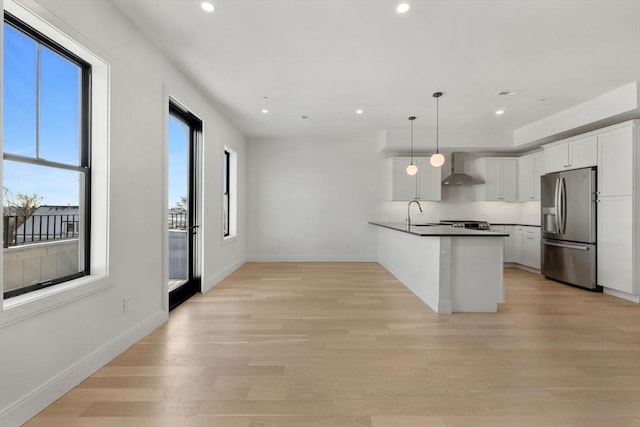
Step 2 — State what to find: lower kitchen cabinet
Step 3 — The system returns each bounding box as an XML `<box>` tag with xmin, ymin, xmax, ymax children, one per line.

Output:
<box><xmin>492</xmin><ymin>225</ymin><xmax>541</xmax><ymax>270</ymax></box>
<box><xmin>521</xmin><ymin>227</ymin><xmax>541</xmax><ymax>269</ymax></box>
<box><xmin>504</xmin><ymin>226</ymin><xmax>518</xmax><ymax>263</ymax></box>
<box><xmin>597</xmin><ymin>196</ymin><xmax>633</xmax><ymax>293</ymax></box>
<box><xmin>512</xmin><ymin>226</ymin><xmax>523</xmax><ymax>264</ymax></box>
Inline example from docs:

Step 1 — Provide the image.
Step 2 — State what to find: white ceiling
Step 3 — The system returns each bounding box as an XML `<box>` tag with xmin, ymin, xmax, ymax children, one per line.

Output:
<box><xmin>112</xmin><ymin>0</ymin><xmax>640</xmax><ymax>148</ymax></box>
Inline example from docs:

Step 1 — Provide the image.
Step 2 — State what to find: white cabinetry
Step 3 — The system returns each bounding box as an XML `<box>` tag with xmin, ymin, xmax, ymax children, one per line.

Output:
<box><xmin>512</xmin><ymin>226</ymin><xmax>523</xmax><ymax>264</ymax></box>
<box><xmin>518</xmin><ymin>151</ymin><xmax>545</xmax><ymax>201</ymax></box>
<box><xmin>596</xmin><ymin>122</ymin><xmax>638</xmax><ymax>296</ymax></box>
<box><xmin>390</xmin><ymin>157</ymin><xmax>441</xmax><ymax>201</ymax></box>
<box><xmin>490</xmin><ymin>225</ymin><xmax>510</xmax><ymax>263</ymax></box>
<box><xmin>521</xmin><ymin>226</ymin><xmax>541</xmax><ymax>269</ymax></box>
<box><xmin>482</xmin><ymin>158</ymin><xmax>518</xmax><ymax>201</ymax></box>
<box><xmin>502</xmin><ymin>225</ymin><xmax>518</xmax><ymax>263</ymax></box>
<box><xmin>544</xmin><ymin>134</ymin><xmax>598</xmax><ymax>173</ymax></box>
<box><xmin>492</xmin><ymin>225</ymin><xmax>540</xmax><ymax>270</ymax></box>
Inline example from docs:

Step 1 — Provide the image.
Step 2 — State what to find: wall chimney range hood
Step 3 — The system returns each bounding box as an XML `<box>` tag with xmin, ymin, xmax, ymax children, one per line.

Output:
<box><xmin>442</xmin><ymin>152</ymin><xmax>484</xmax><ymax>186</ymax></box>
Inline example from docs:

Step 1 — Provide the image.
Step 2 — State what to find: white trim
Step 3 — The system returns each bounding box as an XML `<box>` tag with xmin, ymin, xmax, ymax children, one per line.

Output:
<box><xmin>0</xmin><ymin>310</ymin><xmax>167</xmax><ymax>427</ymax></box>
<box><xmin>1</xmin><ymin>0</ymin><xmax>112</xmax><ymax>324</ymax></box>
<box><xmin>203</xmin><ymin>257</ymin><xmax>246</xmax><ymax>293</ymax></box>
<box><xmin>247</xmin><ymin>254</ymin><xmax>378</xmax><ymax>262</ymax></box>
<box><xmin>222</xmin><ymin>234</ymin><xmax>238</xmax><ymax>246</ymax></box>
<box><xmin>603</xmin><ymin>287</ymin><xmax>640</xmax><ymax>304</ymax></box>
<box><xmin>161</xmin><ymin>84</ymin><xmax>170</xmax><ymax>311</ymax></box>
<box><xmin>0</xmin><ymin>275</ymin><xmax>113</xmax><ymax>327</ymax></box>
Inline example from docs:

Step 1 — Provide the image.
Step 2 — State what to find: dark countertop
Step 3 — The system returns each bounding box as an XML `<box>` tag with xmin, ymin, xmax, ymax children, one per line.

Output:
<box><xmin>491</xmin><ymin>223</ymin><xmax>541</xmax><ymax>227</ymax></box>
<box><xmin>369</xmin><ymin>222</ymin><xmax>509</xmax><ymax>237</ymax></box>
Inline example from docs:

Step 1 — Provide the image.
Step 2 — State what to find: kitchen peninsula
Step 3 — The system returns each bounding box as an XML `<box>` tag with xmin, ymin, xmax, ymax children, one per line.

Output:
<box><xmin>370</xmin><ymin>222</ymin><xmax>508</xmax><ymax>314</ymax></box>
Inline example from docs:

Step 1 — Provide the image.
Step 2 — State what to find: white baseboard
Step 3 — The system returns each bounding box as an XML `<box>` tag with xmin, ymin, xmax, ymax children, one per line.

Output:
<box><xmin>247</xmin><ymin>254</ymin><xmax>377</xmax><ymax>262</ymax></box>
<box><xmin>603</xmin><ymin>287</ymin><xmax>640</xmax><ymax>303</ymax></box>
<box><xmin>0</xmin><ymin>310</ymin><xmax>167</xmax><ymax>427</ymax></box>
<box><xmin>513</xmin><ymin>264</ymin><xmax>541</xmax><ymax>274</ymax></box>
<box><xmin>203</xmin><ymin>257</ymin><xmax>247</xmax><ymax>293</ymax></box>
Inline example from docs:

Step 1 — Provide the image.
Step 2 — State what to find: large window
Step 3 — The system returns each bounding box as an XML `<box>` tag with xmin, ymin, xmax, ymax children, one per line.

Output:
<box><xmin>2</xmin><ymin>13</ymin><xmax>91</xmax><ymax>299</ymax></box>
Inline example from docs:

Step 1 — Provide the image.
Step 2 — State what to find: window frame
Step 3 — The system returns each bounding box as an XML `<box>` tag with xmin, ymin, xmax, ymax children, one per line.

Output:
<box><xmin>2</xmin><ymin>12</ymin><xmax>92</xmax><ymax>299</ymax></box>
<box><xmin>1</xmin><ymin>0</ymin><xmax>111</xmax><ymax>327</ymax></box>
<box><xmin>223</xmin><ymin>149</ymin><xmax>230</xmax><ymax>237</ymax></box>
<box><xmin>222</xmin><ymin>147</ymin><xmax>237</xmax><ymax>242</ymax></box>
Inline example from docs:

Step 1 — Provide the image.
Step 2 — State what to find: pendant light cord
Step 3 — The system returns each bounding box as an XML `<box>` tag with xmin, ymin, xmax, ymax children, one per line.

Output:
<box><xmin>410</xmin><ymin>118</ymin><xmax>414</xmax><ymax>164</ymax></box>
<box><xmin>436</xmin><ymin>96</ymin><xmax>439</xmax><ymax>154</ymax></box>
<box><xmin>409</xmin><ymin>116</ymin><xmax>416</xmax><ymax>164</ymax></box>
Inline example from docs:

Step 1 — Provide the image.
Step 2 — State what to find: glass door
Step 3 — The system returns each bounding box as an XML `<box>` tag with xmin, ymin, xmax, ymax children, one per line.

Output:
<box><xmin>168</xmin><ymin>101</ymin><xmax>201</xmax><ymax>310</ymax></box>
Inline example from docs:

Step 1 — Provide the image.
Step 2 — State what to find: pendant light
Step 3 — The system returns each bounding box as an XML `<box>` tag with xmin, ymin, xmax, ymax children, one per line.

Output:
<box><xmin>430</xmin><ymin>92</ymin><xmax>445</xmax><ymax>168</ymax></box>
<box><xmin>406</xmin><ymin>116</ymin><xmax>418</xmax><ymax>176</ymax></box>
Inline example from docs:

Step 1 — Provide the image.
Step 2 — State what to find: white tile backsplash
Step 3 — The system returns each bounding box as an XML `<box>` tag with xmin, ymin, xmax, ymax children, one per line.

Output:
<box><xmin>521</xmin><ymin>201</ymin><xmax>541</xmax><ymax>225</ymax></box>
<box><xmin>379</xmin><ymin>199</ymin><xmax>538</xmax><ymax>226</ymax></box>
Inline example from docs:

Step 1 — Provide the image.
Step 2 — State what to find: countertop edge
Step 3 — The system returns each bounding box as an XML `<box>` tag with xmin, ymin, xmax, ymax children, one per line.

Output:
<box><xmin>369</xmin><ymin>222</ymin><xmax>509</xmax><ymax>237</ymax></box>
<box><xmin>492</xmin><ymin>223</ymin><xmax>541</xmax><ymax>227</ymax></box>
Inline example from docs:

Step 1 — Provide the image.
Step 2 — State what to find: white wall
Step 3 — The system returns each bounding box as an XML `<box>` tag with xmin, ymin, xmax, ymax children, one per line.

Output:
<box><xmin>247</xmin><ymin>136</ymin><xmax>540</xmax><ymax>263</ymax></box>
<box><xmin>248</xmin><ymin>135</ymin><xmax>387</xmax><ymax>261</ymax></box>
<box><xmin>0</xmin><ymin>1</ymin><xmax>247</xmax><ymax>425</ymax></box>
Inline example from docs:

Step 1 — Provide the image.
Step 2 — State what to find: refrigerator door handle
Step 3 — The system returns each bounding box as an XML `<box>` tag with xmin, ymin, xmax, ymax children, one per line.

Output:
<box><xmin>542</xmin><ymin>240</ymin><xmax>590</xmax><ymax>251</ymax></box>
<box><xmin>559</xmin><ymin>177</ymin><xmax>566</xmax><ymax>235</ymax></box>
<box><xmin>554</xmin><ymin>178</ymin><xmax>561</xmax><ymax>234</ymax></box>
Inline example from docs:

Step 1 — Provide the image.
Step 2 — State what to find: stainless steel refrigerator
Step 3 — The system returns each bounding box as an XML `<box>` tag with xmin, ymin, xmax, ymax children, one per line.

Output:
<box><xmin>541</xmin><ymin>167</ymin><xmax>600</xmax><ymax>290</ymax></box>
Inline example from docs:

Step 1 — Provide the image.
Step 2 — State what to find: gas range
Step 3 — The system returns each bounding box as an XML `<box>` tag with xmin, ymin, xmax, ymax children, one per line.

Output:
<box><xmin>438</xmin><ymin>220</ymin><xmax>491</xmax><ymax>230</ymax></box>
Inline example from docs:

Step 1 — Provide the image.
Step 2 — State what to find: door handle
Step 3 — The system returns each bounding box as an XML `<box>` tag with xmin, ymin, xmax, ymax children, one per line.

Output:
<box><xmin>543</xmin><ymin>240</ymin><xmax>590</xmax><ymax>250</ymax></box>
<box><xmin>554</xmin><ymin>178</ymin><xmax>561</xmax><ymax>233</ymax></box>
<box><xmin>561</xmin><ymin>177</ymin><xmax>566</xmax><ymax>234</ymax></box>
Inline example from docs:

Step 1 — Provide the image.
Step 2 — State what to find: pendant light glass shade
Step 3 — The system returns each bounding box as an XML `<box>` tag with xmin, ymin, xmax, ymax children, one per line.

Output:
<box><xmin>406</xmin><ymin>116</ymin><xmax>418</xmax><ymax>175</ymax></box>
<box><xmin>430</xmin><ymin>92</ymin><xmax>444</xmax><ymax>168</ymax></box>
<box><xmin>430</xmin><ymin>153</ymin><xmax>445</xmax><ymax>167</ymax></box>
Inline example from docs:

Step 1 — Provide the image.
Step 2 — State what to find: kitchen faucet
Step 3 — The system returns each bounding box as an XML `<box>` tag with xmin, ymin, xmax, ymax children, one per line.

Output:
<box><xmin>407</xmin><ymin>199</ymin><xmax>423</xmax><ymax>229</ymax></box>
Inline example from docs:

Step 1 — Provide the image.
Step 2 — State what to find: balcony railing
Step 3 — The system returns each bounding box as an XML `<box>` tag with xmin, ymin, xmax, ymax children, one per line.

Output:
<box><xmin>169</xmin><ymin>212</ymin><xmax>187</xmax><ymax>230</ymax></box>
<box><xmin>3</xmin><ymin>214</ymin><xmax>80</xmax><ymax>248</ymax></box>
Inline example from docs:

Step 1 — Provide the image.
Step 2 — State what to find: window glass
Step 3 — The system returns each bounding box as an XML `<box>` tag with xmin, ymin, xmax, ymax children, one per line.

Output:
<box><xmin>3</xmin><ymin>15</ymin><xmax>90</xmax><ymax>299</ymax></box>
<box><xmin>3</xmin><ymin>23</ymin><xmax>37</xmax><ymax>157</ymax></box>
<box><xmin>40</xmin><ymin>46</ymin><xmax>81</xmax><ymax>165</ymax></box>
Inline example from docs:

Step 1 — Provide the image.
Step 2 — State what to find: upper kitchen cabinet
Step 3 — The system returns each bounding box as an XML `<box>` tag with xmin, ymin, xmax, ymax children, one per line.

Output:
<box><xmin>518</xmin><ymin>151</ymin><xmax>545</xmax><ymax>201</ymax></box>
<box><xmin>478</xmin><ymin>157</ymin><xmax>518</xmax><ymax>201</ymax></box>
<box><xmin>389</xmin><ymin>157</ymin><xmax>441</xmax><ymax>201</ymax></box>
<box><xmin>598</xmin><ymin>124</ymin><xmax>633</xmax><ymax>197</ymax></box>
<box><xmin>543</xmin><ymin>134</ymin><xmax>597</xmax><ymax>173</ymax></box>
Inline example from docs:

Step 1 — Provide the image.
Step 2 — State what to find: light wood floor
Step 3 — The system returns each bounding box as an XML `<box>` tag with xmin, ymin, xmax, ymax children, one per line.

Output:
<box><xmin>26</xmin><ymin>263</ymin><xmax>640</xmax><ymax>426</ymax></box>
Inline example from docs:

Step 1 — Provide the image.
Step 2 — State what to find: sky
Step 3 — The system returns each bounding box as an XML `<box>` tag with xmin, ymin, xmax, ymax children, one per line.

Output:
<box><xmin>3</xmin><ymin>22</ymin><xmax>81</xmax><ymax>206</ymax></box>
<box><xmin>3</xmin><ymin>22</ymin><xmax>189</xmax><ymax>211</ymax></box>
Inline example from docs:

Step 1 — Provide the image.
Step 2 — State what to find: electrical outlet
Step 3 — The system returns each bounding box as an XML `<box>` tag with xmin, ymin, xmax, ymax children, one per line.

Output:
<box><xmin>123</xmin><ymin>296</ymin><xmax>131</xmax><ymax>313</ymax></box>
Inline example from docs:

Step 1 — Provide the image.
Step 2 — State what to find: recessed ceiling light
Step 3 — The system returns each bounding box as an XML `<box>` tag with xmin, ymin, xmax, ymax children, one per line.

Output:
<box><xmin>495</xmin><ymin>110</ymin><xmax>505</xmax><ymax>115</ymax></box>
<box><xmin>201</xmin><ymin>2</ymin><xmax>215</xmax><ymax>13</ymax></box>
<box><xmin>356</xmin><ymin>109</ymin><xmax>364</xmax><ymax>114</ymax></box>
<box><xmin>261</xmin><ymin>109</ymin><xmax>269</xmax><ymax>114</ymax></box>
<box><xmin>396</xmin><ymin>3</ymin><xmax>410</xmax><ymax>14</ymax></box>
